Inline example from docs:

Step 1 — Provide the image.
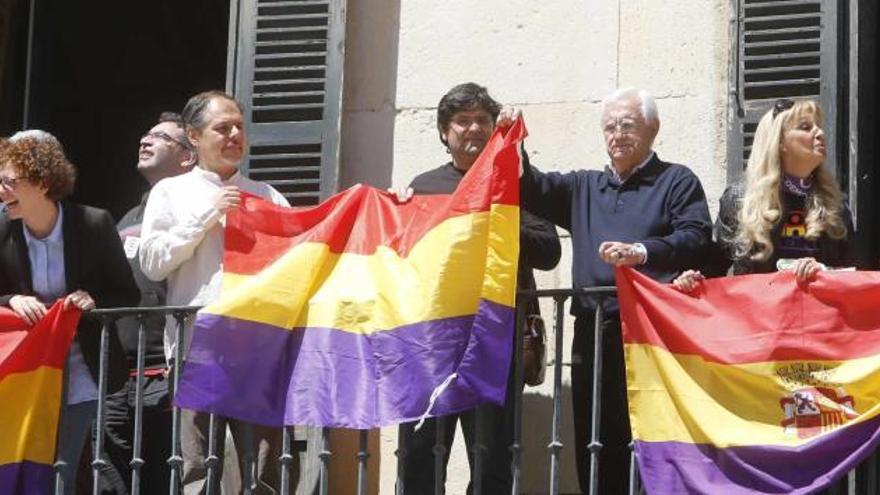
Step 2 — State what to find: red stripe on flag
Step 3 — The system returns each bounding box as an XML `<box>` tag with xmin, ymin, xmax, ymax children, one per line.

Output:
<box><xmin>0</xmin><ymin>303</ymin><xmax>79</xmax><ymax>381</ymax></box>
<box><xmin>224</xmin><ymin>119</ymin><xmax>526</xmax><ymax>276</ymax></box>
<box><xmin>616</xmin><ymin>267</ymin><xmax>880</xmax><ymax>364</ymax></box>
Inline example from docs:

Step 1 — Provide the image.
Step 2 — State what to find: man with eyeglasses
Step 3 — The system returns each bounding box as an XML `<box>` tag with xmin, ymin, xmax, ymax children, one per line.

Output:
<box><xmin>98</xmin><ymin>112</ymin><xmax>196</xmax><ymax>494</ymax></box>
<box><xmin>396</xmin><ymin>82</ymin><xmax>561</xmax><ymax>494</ymax></box>
<box><xmin>517</xmin><ymin>88</ymin><xmax>712</xmax><ymax>494</ymax></box>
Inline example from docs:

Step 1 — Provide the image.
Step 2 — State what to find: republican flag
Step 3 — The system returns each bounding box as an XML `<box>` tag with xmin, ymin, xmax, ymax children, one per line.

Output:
<box><xmin>617</xmin><ymin>267</ymin><xmax>880</xmax><ymax>494</ymax></box>
<box><xmin>0</xmin><ymin>303</ymin><xmax>79</xmax><ymax>494</ymax></box>
<box><xmin>175</xmin><ymin>120</ymin><xmax>524</xmax><ymax>429</ymax></box>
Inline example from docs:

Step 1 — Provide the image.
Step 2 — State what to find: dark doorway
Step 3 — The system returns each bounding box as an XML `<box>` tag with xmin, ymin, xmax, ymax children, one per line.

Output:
<box><xmin>6</xmin><ymin>0</ymin><xmax>229</xmax><ymax>219</ymax></box>
<box><xmin>850</xmin><ymin>0</ymin><xmax>879</xmax><ymax>268</ymax></box>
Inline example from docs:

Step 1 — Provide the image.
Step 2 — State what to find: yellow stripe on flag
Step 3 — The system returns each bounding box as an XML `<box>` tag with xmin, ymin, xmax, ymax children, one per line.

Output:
<box><xmin>0</xmin><ymin>366</ymin><xmax>63</xmax><ymax>465</ymax></box>
<box><xmin>209</xmin><ymin>205</ymin><xmax>519</xmax><ymax>333</ymax></box>
<box><xmin>627</xmin><ymin>343</ymin><xmax>880</xmax><ymax>448</ymax></box>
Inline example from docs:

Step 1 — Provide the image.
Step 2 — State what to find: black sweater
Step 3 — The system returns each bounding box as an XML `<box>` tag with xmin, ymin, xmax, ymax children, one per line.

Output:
<box><xmin>116</xmin><ymin>193</ymin><xmax>168</xmax><ymax>368</ymax></box>
<box><xmin>521</xmin><ymin>153</ymin><xmax>712</xmax><ymax>316</ymax></box>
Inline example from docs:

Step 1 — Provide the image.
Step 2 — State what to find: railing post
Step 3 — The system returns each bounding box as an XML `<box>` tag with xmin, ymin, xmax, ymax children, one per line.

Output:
<box><xmin>588</xmin><ymin>302</ymin><xmax>605</xmax><ymax>495</ymax></box>
<box><xmin>628</xmin><ymin>442</ymin><xmax>639</xmax><ymax>495</ymax></box>
<box><xmin>91</xmin><ymin>316</ymin><xmax>112</xmax><ymax>494</ymax></box>
<box><xmin>395</xmin><ymin>425</ymin><xmax>407</xmax><ymax>495</ymax></box>
<box><xmin>54</xmin><ymin>358</ymin><xmax>70</xmax><ymax>494</ymax></box>
<box><xmin>54</xmin><ymin>459</ymin><xmax>67</xmax><ymax>495</ymax></box>
<box><xmin>548</xmin><ymin>295</ymin><xmax>567</xmax><ymax>495</ymax></box>
<box><xmin>280</xmin><ymin>426</ymin><xmax>294</xmax><ymax>494</ymax></box>
<box><xmin>472</xmin><ymin>406</ymin><xmax>484</xmax><ymax>495</ymax></box>
<box><xmin>167</xmin><ymin>311</ymin><xmax>187</xmax><ymax>495</ymax></box>
<box><xmin>433</xmin><ymin>419</ymin><xmax>446</xmax><ymax>495</ymax></box>
<box><xmin>130</xmin><ymin>316</ymin><xmax>147</xmax><ymax>495</ymax></box>
<box><xmin>319</xmin><ymin>427</ymin><xmax>331</xmax><ymax>495</ymax></box>
<box><xmin>205</xmin><ymin>414</ymin><xmax>221</xmax><ymax>495</ymax></box>
<box><xmin>240</xmin><ymin>422</ymin><xmax>256</xmax><ymax>494</ymax></box>
<box><xmin>356</xmin><ymin>429</ymin><xmax>369</xmax><ymax>495</ymax></box>
<box><xmin>510</xmin><ymin>300</ymin><xmax>526</xmax><ymax>495</ymax></box>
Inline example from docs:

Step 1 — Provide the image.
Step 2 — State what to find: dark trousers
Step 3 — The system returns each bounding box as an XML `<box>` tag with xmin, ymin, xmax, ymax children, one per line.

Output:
<box><xmin>400</xmin><ymin>403</ymin><xmax>514</xmax><ymax>495</ymax></box>
<box><xmin>400</xmin><ymin>365</ymin><xmax>517</xmax><ymax>495</ymax></box>
<box><xmin>572</xmin><ymin>313</ymin><xmax>631</xmax><ymax>495</ymax></box>
<box><xmin>99</xmin><ymin>372</ymin><xmax>173</xmax><ymax>494</ymax></box>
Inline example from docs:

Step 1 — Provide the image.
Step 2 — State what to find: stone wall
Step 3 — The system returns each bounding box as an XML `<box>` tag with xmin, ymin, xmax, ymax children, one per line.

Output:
<box><xmin>338</xmin><ymin>1</ymin><xmax>731</xmax><ymax>492</ymax></box>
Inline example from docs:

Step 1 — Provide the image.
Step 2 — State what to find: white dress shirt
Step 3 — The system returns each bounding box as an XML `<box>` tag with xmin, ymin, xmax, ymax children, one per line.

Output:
<box><xmin>23</xmin><ymin>205</ymin><xmax>98</xmax><ymax>405</ymax></box>
<box><xmin>139</xmin><ymin>166</ymin><xmax>290</xmax><ymax>362</ymax></box>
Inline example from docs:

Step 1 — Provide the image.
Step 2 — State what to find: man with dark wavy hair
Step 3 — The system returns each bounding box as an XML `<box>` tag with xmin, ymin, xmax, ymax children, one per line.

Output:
<box><xmin>398</xmin><ymin>82</ymin><xmax>561</xmax><ymax>494</ymax></box>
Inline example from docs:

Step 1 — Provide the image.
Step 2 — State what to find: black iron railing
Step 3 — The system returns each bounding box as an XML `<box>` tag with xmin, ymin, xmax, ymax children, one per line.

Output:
<box><xmin>55</xmin><ymin>286</ymin><xmax>879</xmax><ymax>494</ymax></box>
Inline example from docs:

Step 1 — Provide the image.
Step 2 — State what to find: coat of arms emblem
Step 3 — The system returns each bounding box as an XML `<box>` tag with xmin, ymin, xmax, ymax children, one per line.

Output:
<box><xmin>780</xmin><ymin>386</ymin><xmax>857</xmax><ymax>439</ymax></box>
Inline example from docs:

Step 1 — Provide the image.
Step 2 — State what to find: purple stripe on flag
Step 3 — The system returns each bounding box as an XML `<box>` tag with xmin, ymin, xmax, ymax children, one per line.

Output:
<box><xmin>175</xmin><ymin>299</ymin><xmax>515</xmax><ymax>429</ymax></box>
<box><xmin>0</xmin><ymin>461</ymin><xmax>53</xmax><ymax>495</ymax></box>
<box><xmin>635</xmin><ymin>413</ymin><xmax>880</xmax><ymax>494</ymax></box>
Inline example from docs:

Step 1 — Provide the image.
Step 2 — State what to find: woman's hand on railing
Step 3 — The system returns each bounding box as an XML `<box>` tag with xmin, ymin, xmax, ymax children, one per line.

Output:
<box><xmin>672</xmin><ymin>270</ymin><xmax>705</xmax><ymax>293</ymax></box>
<box><xmin>64</xmin><ymin>290</ymin><xmax>96</xmax><ymax>311</ymax></box>
<box><xmin>8</xmin><ymin>295</ymin><xmax>47</xmax><ymax>326</ymax></box>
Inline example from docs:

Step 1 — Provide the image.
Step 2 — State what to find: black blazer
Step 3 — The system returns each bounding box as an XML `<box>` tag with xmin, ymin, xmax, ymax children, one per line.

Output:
<box><xmin>0</xmin><ymin>201</ymin><xmax>139</xmax><ymax>393</ymax></box>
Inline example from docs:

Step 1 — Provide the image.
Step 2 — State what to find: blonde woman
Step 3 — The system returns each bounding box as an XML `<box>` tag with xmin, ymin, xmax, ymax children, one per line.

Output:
<box><xmin>675</xmin><ymin>99</ymin><xmax>853</xmax><ymax>291</ymax></box>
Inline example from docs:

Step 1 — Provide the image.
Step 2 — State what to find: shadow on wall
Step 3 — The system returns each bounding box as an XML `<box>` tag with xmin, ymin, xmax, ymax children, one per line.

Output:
<box><xmin>521</xmin><ymin>372</ymin><xmax>581</xmax><ymax>495</ymax></box>
<box><xmin>338</xmin><ymin>0</ymin><xmax>401</xmax><ymax>190</ymax></box>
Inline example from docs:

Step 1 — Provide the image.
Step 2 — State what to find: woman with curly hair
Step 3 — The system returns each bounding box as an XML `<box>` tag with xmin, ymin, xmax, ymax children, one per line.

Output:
<box><xmin>674</xmin><ymin>99</ymin><xmax>854</xmax><ymax>291</ymax></box>
<box><xmin>0</xmin><ymin>131</ymin><xmax>137</xmax><ymax>493</ymax></box>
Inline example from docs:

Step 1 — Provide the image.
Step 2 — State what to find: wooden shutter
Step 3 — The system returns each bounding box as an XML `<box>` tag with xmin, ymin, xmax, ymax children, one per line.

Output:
<box><xmin>228</xmin><ymin>0</ymin><xmax>347</xmax><ymax>205</ymax></box>
<box><xmin>727</xmin><ymin>0</ymin><xmax>840</xmax><ymax>184</ymax></box>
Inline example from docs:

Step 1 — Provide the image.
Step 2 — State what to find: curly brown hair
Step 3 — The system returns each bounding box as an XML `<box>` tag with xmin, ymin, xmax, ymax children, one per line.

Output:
<box><xmin>1</xmin><ymin>136</ymin><xmax>76</xmax><ymax>200</ymax></box>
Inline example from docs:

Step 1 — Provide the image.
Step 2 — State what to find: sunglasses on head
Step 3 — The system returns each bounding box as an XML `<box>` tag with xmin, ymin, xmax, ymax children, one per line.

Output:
<box><xmin>772</xmin><ymin>99</ymin><xmax>795</xmax><ymax>119</ymax></box>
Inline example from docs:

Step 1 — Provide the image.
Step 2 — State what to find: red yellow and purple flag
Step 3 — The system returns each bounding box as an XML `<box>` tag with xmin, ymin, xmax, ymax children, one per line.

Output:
<box><xmin>617</xmin><ymin>267</ymin><xmax>880</xmax><ymax>494</ymax></box>
<box><xmin>0</xmin><ymin>302</ymin><xmax>79</xmax><ymax>494</ymax></box>
<box><xmin>175</xmin><ymin>120</ymin><xmax>525</xmax><ymax>429</ymax></box>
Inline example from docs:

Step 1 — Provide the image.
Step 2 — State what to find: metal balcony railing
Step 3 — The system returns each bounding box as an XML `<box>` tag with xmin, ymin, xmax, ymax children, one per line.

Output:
<box><xmin>57</xmin><ymin>287</ymin><xmax>880</xmax><ymax>494</ymax></box>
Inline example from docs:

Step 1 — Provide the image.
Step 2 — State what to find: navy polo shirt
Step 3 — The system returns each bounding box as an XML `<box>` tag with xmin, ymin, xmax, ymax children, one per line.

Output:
<box><xmin>521</xmin><ymin>153</ymin><xmax>712</xmax><ymax>316</ymax></box>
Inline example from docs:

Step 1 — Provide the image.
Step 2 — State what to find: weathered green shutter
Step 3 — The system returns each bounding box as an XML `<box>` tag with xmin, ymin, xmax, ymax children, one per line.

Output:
<box><xmin>228</xmin><ymin>0</ymin><xmax>346</xmax><ymax>205</ymax></box>
<box><xmin>727</xmin><ymin>0</ymin><xmax>839</xmax><ymax>183</ymax></box>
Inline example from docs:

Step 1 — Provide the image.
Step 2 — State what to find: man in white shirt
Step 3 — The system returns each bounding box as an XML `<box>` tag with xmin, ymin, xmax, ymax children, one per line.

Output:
<box><xmin>139</xmin><ymin>91</ymin><xmax>288</xmax><ymax>494</ymax></box>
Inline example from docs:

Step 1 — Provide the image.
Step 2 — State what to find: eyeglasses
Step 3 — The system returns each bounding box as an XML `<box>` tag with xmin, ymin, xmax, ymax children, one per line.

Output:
<box><xmin>0</xmin><ymin>176</ymin><xmax>20</xmax><ymax>189</ymax></box>
<box><xmin>772</xmin><ymin>99</ymin><xmax>795</xmax><ymax>119</ymax></box>
<box><xmin>142</xmin><ymin>131</ymin><xmax>189</xmax><ymax>148</ymax></box>
<box><xmin>603</xmin><ymin>119</ymin><xmax>640</xmax><ymax>135</ymax></box>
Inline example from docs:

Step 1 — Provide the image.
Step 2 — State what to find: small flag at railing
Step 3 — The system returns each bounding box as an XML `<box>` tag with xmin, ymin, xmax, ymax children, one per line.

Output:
<box><xmin>174</xmin><ymin>119</ymin><xmax>525</xmax><ymax>429</ymax></box>
<box><xmin>0</xmin><ymin>302</ymin><xmax>79</xmax><ymax>494</ymax></box>
<box><xmin>617</xmin><ymin>267</ymin><xmax>880</xmax><ymax>494</ymax></box>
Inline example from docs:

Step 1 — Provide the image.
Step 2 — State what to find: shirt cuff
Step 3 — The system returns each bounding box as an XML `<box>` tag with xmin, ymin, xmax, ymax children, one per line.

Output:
<box><xmin>193</xmin><ymin>205</ymin><xmax>224</xmax><ymax>232</ymax></box>
<box><xmin>632</xmin><ymin>243</ymin><xmax>648</xmax><ymax>265</ymax></box>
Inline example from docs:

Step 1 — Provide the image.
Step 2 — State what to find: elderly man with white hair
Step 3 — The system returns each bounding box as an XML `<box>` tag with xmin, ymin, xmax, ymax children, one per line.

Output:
<box><xmin>518</xmin><ymin>88</ymin><xmax>712</xmax><ymax>493</ymax></box>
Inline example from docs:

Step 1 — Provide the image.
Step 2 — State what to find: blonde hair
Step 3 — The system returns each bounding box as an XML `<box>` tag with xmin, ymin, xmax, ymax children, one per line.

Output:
<box><xmin>735</xmin><ymin>100</ymin><xmax>847</xmax><ymax>261</ymax></box>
